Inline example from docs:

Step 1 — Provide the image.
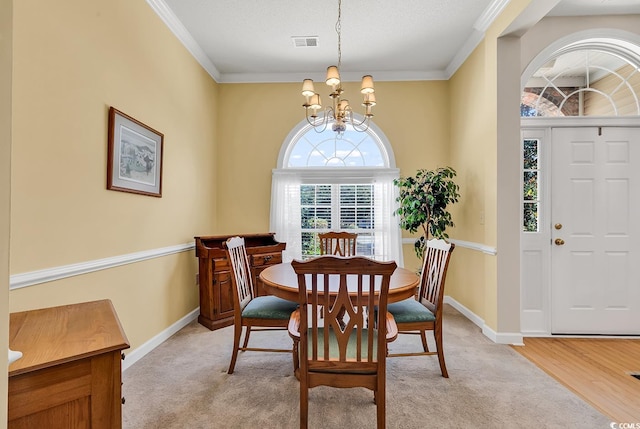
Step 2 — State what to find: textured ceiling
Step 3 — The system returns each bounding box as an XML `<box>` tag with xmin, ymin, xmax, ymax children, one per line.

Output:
<box><xmin>155</xmin><ymin>0</ymin><xmax>640</xmax><ymax>83</ymax></box>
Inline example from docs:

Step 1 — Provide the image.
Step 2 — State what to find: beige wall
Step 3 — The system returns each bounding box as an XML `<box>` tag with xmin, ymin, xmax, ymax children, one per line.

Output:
<box><xmin>447</xmin><ymin>0</ymin><xmax>533</xmax><ymax>332</ymax></box>
<box><xmin>448</xmin><ymin>39</ymin><xmax>495</xmax><ymax>323</ymax></box>
<box><xmin>9</xmin><ymin>0</ymin><xmax>218</xmax><ymax>351</ymax></box>
<box><xmin>1</xmin><ymin>0</ymin><xmax>11</xmax><ymax>425</ymax></box>
<box><xmin>216</xmin><ymin>80</ymin><xmax>451</xmax><ymax>273</ymax></box>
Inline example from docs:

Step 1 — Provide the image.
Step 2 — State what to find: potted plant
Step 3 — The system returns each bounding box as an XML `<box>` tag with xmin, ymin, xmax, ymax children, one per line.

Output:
<box><xmin>394</xmin><ymin>166</ymin><xmax>460</xmax><ymax>259</ymax></box>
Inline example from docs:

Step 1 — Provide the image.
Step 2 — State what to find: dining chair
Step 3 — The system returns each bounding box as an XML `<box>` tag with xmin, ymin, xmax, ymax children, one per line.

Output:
<box><xmin>318</xmin><ymin>231</ymin><xmax>357</xmax><ymax>257</ymax></box>
<box><xmin>288</xmin><ymin>255</ymin><xmax>398</xmax><ymax>429</ymax></box>
<box><xmin>224</xmin><ymin>236</ymin><xmax>299</xmax><ymax>374</ymax></box>
<box><xmin>317</xmin><ymin>231</ymin><xmax>358</xmax><ymax>323</ymax></box>
<box><xmin>386</xmin><ymin>239</ymin><xmax>455</xmax><ymax>377</ymax></box>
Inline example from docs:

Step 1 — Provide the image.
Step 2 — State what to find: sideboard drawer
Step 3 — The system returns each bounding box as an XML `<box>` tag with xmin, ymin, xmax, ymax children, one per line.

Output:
<box><xmin>251</xmin><ymin>253</ymin><xmax>282</xmax><ymax>267</ymax></box>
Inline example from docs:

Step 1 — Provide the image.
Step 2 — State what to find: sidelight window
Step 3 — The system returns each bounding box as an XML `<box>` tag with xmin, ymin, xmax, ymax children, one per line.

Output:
<box><xmin>523</xmin><ymin>138</ymin><xmax>540</xmax><ymax>232</ymax></box>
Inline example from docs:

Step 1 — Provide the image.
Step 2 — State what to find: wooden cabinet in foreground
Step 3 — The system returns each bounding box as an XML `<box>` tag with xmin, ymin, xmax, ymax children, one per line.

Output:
<box><xmin>8</xmin><ymin>299</ymin><xmax>130</xmax><ymax>429</ymax></box>
<box><xmin>194</xmin><ymin>233</ymin><xmax>286</xmax><ymax>330</ymax></box>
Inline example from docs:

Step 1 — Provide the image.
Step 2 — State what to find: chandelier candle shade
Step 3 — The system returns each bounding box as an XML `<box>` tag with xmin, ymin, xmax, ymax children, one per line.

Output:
<box><xmin>301</xmin><ymin>0</ymin><xmax>376</xmax><ymax>134</ymax></box>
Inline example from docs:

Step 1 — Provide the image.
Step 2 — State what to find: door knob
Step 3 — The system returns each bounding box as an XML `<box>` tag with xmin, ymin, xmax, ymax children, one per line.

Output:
<box><xmin>554</xmin><ymin>238</ymin><xmax>565</xmax><ymax>246</ymax></box>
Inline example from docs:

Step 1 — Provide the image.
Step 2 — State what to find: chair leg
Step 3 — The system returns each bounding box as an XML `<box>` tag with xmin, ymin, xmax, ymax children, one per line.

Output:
<box><xmin>292</xmin><ymin>337</ymin><xmax>300</xmax><ymax>375</ymax></box>
<box><xmin>376</xmin><ymin>383</ymin><xmax>385</xmax><ymax>429</ymax></box>
<box><xmin>228</xmin><ymin>324</ymin><xmax>243</xmax><ymax>374</ymax></box>
<box><xmin>300</xmin><ymin>377</ymin><xmax>308</xmax><ymax>429</ymax></box>
<box><xmin>420</xmin><ymin>330</ymin><xmax>429</xmax><ymax>352</ymax></box>
<box><xmin>434</xmin><ymin>324</ymin><xmax>448</xmax><ymax>378</ymax></box>
<box><xmin>241</xmin><ymin>326</ymin><xmax>252</xmax><ymax>349</ymax></box>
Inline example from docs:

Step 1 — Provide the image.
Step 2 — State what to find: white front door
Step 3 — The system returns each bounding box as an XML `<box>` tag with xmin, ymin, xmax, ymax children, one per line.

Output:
<box><xmin>551</xmin><ymin>127</ymin><xmax>640</xmax><ymax>334</ymax></box>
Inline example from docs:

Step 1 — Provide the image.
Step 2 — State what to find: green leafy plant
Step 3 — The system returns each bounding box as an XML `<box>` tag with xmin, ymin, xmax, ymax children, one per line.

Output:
<box><xmin>394</xmin><ymin>166</ymin><xmax>460</xmax><ymax>259</ymax></box>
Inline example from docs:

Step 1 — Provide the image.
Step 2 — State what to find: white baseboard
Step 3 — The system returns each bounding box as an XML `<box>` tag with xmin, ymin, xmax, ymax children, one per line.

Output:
<box><xmin>444</xmin><ymin>296</ymin><xmax>523</xmax><ymax>345</ymax></box>
<box><xmin>122</xmin><ymin>307</ymin><xmax>200</xmax><ymax>371</ymax></box>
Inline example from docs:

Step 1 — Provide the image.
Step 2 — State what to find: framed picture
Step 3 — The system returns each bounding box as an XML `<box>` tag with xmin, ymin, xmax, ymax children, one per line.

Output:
<box><xmin>107</xmin><ymin>107</ymin><xmax>164</xmax><ymax>197</ymax></box>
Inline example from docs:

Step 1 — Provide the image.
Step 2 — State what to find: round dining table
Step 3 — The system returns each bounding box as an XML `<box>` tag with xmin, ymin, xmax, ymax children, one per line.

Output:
<box><xmin>259</xmin><ymin>261</ymin><xmax>420</xmax><ymax>303</ymax></box>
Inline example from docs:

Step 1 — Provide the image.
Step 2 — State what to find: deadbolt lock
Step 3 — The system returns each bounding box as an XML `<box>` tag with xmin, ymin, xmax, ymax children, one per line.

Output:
<box><xmin>554</xmin><ymin>223</ymin><xmax>562</xmax><ymax>230</ymax></box>
<box><xmin>554</xmin><ymin>238</ymin><xmax>565</xmax><ymax>246</ymax></box>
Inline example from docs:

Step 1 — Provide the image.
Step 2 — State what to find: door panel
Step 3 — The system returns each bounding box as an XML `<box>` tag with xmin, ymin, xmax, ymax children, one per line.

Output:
<box><xmin>551</xmin><ymin>127</ymin><xmax>640</xmax><ymax>334</ymax></box>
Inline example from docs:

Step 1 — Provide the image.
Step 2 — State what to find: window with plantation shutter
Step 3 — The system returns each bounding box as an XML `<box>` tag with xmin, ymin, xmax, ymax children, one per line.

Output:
<box><xmin>300</xmin><ymin>184</ymin><xmax>375</xmax><ymax>258</ymax></box>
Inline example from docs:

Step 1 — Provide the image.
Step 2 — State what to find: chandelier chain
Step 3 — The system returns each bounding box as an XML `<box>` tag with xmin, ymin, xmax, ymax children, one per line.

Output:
<box><xmin>336</xmin><ymin>0</ymin><xmax>342</xmax><ymax>70</ymax></box>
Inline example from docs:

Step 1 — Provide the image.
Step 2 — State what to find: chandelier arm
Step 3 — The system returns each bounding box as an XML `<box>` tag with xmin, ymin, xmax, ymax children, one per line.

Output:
<box><xmin>349</xmin><ymin>119</ymin><xmax>371</xmax><ymax>133</ymax></box>
<box><xmin>345</xmin><ymin>107</ymin><xmax>371</xmax><ymax>127</ymax></box>
<box><xmin>305</xmin><ymin>108</ymin><xmax>334</xmax><ymax>133</ymax></box>
<box><xmin>344</xmin><ymin>109</ymin><xmax>371</xmax><ymax>133</ymax></box>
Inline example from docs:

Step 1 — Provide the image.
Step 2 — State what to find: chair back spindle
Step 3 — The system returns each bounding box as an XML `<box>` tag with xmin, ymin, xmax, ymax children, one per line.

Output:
<box><xmin>226</xmin><ymin>236</ymin><xmax>255</xmax><ymax>311</ymax></box>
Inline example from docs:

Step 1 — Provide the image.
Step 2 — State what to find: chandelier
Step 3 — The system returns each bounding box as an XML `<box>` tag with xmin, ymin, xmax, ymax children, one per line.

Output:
<box><xmin>301</xmin><ymin>0</ymin><xmax>376</xmax><ymax>135</ymax></box>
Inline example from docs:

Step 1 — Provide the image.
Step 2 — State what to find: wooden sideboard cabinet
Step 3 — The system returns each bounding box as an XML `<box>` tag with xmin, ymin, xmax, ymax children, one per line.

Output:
<box><xmin>195</xmin><ymin>233</ymin><xmax>286</xmax><ymax>330</ymax></box>
<box><xmin>8</xmin><ymin>299</ymin><xmax>130</xmax><ymax>429</ymax></box>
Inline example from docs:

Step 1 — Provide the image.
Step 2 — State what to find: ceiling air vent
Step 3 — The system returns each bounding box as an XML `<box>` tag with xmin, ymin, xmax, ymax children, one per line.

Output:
<box><xmin>292</xmin><ymin>36</ymin><xmax>319</xmax><ymax>48</ymax></box>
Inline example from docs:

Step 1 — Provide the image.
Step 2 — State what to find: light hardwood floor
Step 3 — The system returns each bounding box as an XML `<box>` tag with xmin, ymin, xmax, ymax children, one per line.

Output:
<box><xmin>513</xmin><ymin>337</ymin><xmax>640</xmax><ymax>423</ymax></box>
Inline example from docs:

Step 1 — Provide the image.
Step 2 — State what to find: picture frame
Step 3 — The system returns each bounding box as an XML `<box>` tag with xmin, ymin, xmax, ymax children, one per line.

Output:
<box><xmin>107</xmin><ymin>107</ymin><xmax>164</xmax><ymax>197</ymax></box>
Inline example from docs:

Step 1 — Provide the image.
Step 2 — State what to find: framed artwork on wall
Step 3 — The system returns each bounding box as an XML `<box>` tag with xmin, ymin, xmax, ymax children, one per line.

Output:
<box><xmin>107</xmin><ymin>107</ymin><xmax>164</xmax><ymax>197</ymax></box>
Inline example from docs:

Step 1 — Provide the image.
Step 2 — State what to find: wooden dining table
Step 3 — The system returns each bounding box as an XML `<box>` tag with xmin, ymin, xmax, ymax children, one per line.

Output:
<box><xmin>259</xmin><ymin>261</ymin><xmax>420</xmax><ymax>303</ymax></box>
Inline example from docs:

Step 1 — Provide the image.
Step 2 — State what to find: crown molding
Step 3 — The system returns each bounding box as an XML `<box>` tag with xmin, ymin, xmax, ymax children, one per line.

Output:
<box><xmin>445</xmin><ymin>0</ymin><xmax>512</xmax><ymax>78</ymax></box>
<box><xmin>146</xmin><ymin>0</ymin><xmax>221</xmax><ymax>82</ymax></box>
<box><xmin>475</xmin><ymin>0</ymin><xmax>512</xmax><ymax>32</ymax></box>
<box><xmin>445</xmin><ymin>29</ymin><xmax>485</xmax><ymax>79</ymax></box>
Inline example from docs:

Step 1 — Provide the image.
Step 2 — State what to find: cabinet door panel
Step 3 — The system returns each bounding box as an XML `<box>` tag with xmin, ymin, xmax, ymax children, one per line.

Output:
<box><xmin>216</xmin><ymin>271</ymin><xmax>235</xmax><ymax>316</ymax></box>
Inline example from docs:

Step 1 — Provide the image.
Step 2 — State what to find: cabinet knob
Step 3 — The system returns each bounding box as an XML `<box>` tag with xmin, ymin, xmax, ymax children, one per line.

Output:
<box><xmin>264</xmin><ymin>255</ymin><xmax>273</xmax><ymax>262</ymax></box>
<box><xmin>121</xmin><ymin>352</ymin><xmax>125</xmax><ymax>360</ymax></box>
<box><xmin>122</xmin><ymin>397</ymin><xmax>126</xmax><ymax>405</ymax></box>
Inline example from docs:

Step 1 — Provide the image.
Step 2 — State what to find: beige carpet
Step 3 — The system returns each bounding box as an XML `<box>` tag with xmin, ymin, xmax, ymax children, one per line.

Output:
<box><xmin>122</xmin><ymin>305</ymin><xmax>611</xmax><ymax>428</ymax></box>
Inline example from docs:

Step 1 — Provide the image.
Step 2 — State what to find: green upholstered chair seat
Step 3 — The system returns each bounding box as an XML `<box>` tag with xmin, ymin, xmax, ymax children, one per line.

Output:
<box><xmin>387</xmin><ymin>299</ymin><xmax>435</xmax><ymax>324</ymax></box>
<box><xmin>242</xmin><ymin>296</ymin><xmax>298</xmax><ymax>319</ymax></box>
<box><xmin>307</xmin><ymin>327</ymin><xmax>379</xmax><ymax>364</ymax></box>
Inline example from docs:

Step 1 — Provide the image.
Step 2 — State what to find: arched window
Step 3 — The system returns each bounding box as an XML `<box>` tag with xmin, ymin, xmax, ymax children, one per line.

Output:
<box><xmin>270</xmin><ymin>119</ymin><xmax>403</xmax><ymax>264</ymax></box>
<box><xmin>522</xmin><ymin>46</ymin><xmax>640</xmax><ymax>117</ymax></box>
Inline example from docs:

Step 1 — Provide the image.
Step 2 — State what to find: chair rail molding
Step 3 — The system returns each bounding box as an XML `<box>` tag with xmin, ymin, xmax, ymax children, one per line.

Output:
<box><xmin>9</xmin><ymin>243</ymin><xmax>195</xmax><ymax>290</ymax></box>
<box><xmin>402</xmin><ymin>237</ymin><xmax>497</xmax><ymax>255</ymax></box>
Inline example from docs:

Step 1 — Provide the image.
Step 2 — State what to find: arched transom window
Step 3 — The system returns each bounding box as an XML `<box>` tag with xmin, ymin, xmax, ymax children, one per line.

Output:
<box><xmin>271</xmin><ymin>121</ymin><xmax>402</xmax><ymax>264</ymax></box>
<box><xmin>285</xmin><ymin>127</ymin><xmax>387</xmax><ymax>167</ymax></box>
<box><xmin>522</xmin><ymin>47</ymin><xmax>640</xmax><ymax>117</ymax></box>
